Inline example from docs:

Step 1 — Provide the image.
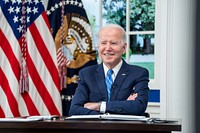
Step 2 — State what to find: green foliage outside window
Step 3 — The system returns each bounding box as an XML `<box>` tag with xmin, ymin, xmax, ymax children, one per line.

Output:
<box><xmin>102</xmin><ymin>0</ymin><xmax>155</xmax><ymax>55</ymax></box>
<box><xmin>102</xmin><ymin>0</ymin><xmax>155</xmax><ymax>32</ymax></box>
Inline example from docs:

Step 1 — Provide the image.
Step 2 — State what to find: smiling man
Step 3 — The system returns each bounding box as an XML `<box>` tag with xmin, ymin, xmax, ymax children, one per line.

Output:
<box><xmin>69</xmin><ymin>24</ymin><xmax>149</xmax><ymax>116</ymax></box>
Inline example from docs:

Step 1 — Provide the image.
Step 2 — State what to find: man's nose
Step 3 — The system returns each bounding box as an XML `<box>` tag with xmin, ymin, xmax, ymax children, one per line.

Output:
<box><xmin>105</xmin><ymin>43</ymin><xmax>112</xmax><ymax>50</ymax></box>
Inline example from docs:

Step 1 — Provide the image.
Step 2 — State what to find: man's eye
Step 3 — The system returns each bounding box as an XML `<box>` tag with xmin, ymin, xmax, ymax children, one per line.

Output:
<box><xmin>101</xmin><ymin>42</ymin><xmax>107</xmax><ymax>45</ymax></box>
<box><xmin>111</xmin><ymin>42</ymin><xmax>117</xmax><ymax>45</ymax></box>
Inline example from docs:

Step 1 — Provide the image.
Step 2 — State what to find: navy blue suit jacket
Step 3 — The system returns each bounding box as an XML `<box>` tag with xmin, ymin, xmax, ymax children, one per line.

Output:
<box><xmin>69</xmin><ymin>60</ymin><xmax>149</xmax><ymax>116</ymax></box>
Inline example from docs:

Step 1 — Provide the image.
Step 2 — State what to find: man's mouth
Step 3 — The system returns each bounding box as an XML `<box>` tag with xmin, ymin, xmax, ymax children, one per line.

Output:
<box><xmin>104</xmin><ymin>53</ymin><xmax>114</xmax><ymax>56</ymax></box>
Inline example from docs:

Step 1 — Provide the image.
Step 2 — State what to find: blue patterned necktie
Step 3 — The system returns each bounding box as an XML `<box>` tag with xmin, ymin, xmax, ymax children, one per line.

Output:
<box><xmin>105</xmin><ymin>69</ymin><xmax>114</xmax><ymax>101</ymax></box>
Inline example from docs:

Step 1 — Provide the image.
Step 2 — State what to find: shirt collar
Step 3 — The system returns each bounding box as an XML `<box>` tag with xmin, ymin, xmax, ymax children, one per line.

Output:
<box><xmin>103</xmin><ymin>59</ymin><xmax>123</xmax><ymax>80</ymax></box>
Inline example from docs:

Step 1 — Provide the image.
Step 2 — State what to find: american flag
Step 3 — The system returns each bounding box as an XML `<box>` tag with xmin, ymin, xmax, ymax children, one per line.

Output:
<box><xmin>0</xmin><ymin>0</ymin><xmax>62</xmax><ymax>117</ymax></box>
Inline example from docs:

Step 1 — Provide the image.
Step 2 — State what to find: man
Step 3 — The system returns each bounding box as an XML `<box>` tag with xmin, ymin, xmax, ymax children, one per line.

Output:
<box><xmin>69</xmin><ymin>24</ymin><xmax>149</xmax><ymax>115</ymax></box>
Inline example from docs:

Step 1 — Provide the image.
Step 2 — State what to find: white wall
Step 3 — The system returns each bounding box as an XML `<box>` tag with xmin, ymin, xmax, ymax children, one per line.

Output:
<box><xmin>159</xmin><ymin>0</ymin><xmax>196</xmax><ymax>133</ymax></box>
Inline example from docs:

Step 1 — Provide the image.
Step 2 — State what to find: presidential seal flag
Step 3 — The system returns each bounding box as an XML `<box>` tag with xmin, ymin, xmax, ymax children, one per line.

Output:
<box><xmin>47</xmin><ymin>0</ymin><xmax>97</xmax><ymax>116</ymax></box>
<box><xmin>0</xmin><ymin>0</ymin><xmax>62</xmax><ymax>117</ymax></box>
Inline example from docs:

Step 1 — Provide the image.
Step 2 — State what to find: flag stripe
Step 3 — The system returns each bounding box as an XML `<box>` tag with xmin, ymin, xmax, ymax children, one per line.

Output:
<box><xmin>26</xmin><ymin>56</ymin><xmax>60</xmax><ymax>115</ymax></box>
<box><xmin>0</xmin><ymin>47</ymin><xmax>20</xmax><ymax>117</ymax></box>
<box><xmin>0</xmin><ymin>30</ymin><xmax>20</xmax><ymax>80</ymax></box>
<box><xmin>41</xmin><ymin>12</ymin><xmax>51</xmax><ymax>32</ymax></box>
<box><xmin>27</xmin><ymin>25</ymin><xmax>61</xmax><ymax>115</ymax></box>
<box><xmin>40</xmin><ymin>13</ymin><xmax>59</xmax><ymax>68</ymax></box>
<box><xmin>0</xmin><ymin>86</ymin><xmax>12</xmax><ymax>117</ymax></box>
<box><xmin>32</xmin><ymin>13</ymin><xmax>60</xmax><ymax>90</ymax></box>
<box><xmin>25</xmin><ymin>25</ymin><xmax>61</xmax><ymax>115</ymax></box>
<box><xmin>0</xmin><ymin>106</ymin><xmax>5</xmax><ymax>118</ymax></box>
<box><xmin>27</xmin><ymin>77</ymin><xmax>51</xmax><ymax>115</ymax></box>
<box><xmin>0</xmin><ymin>69</ymin><xmax>20</xmax><ymax>117</ymax></box>
<box><xmin>28</xmin><ymin>15</ymin><xmax>61</xmax><ymax>114</ymax></box>
<box><xmin>17</xmin><ymin>95</ymin><xmax>30</xmax><ymax>116</ymax></box>
<box><xmin>21</xmin><ymin>93</ymin><xmax>40</xmax><ymax>116</ymax></box>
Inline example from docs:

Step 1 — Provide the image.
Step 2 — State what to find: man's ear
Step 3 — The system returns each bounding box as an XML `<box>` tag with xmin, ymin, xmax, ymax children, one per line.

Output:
<box><xmin>123</xmin><ymin>43</ymin><xmax>127</xmax><ymax>53</ymax></box>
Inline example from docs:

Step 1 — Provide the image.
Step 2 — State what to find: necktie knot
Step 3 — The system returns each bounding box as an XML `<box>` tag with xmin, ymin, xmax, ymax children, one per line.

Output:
<box><xmin>107</xmin><ymin>69</ymin><xmax>114</xmax><ymax>75</ymax></box>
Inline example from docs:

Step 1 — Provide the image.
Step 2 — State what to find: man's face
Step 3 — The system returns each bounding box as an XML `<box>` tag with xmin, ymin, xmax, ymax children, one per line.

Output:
<box><xmin>98</xmin><ymin>28</ymin><xmax>126</xmax><ymax>68</ymax></box>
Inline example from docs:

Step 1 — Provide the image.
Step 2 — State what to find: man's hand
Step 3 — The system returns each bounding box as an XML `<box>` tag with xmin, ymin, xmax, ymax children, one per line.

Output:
<box><xmin>84</xmin><ymin>102</ymin><xmax>99</xmax><ymax>111</ymax></box>
<box><xmin>127</xmin><ymin>93</ymin><xmax>138</xmax><ymax>100</ymax></box>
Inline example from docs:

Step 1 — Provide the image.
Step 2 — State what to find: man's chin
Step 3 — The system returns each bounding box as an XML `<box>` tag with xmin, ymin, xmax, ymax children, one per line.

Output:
<box><xmin>103</xmin><ymin>60</ymin><xmax>115</xmax><ymax>66</ymax></box>
<box><xmin>103</xmin><ymin>58</ymin><xmax>114</xmax><ymax>63</ymax></box>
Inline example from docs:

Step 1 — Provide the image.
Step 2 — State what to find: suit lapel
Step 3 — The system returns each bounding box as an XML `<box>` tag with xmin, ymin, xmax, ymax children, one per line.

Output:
<box><xmin>94</xmin><ymin>64</ymin><xmax>108</xmax><ymax>100</ymax></box>
<box><xmin>110</xmin><ymin>60</ymin><xmax>130</xmax><ymax>101</ymax></box>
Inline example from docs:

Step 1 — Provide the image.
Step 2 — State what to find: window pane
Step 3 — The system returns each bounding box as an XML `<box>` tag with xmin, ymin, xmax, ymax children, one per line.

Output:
<box><xmin>128</xmin><ymin>34</ymin><xmax>154</xmax><ymax>79</ymax></box>
<box><xmin>102</xmin><ymin>0</ymin><xmax>126</xmax><ymax>28</ymax></box>
<box><xmin>130</xmin><ymin>0</ymin><xmax>155</xmax><ymax>31</ymax></box>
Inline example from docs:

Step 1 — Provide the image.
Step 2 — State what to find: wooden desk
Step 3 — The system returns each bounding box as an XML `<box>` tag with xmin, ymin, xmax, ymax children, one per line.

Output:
<box><xmin>0</xmin><ymin>118</ymin><xmax>181</xmax><ymax>133</ymax></box>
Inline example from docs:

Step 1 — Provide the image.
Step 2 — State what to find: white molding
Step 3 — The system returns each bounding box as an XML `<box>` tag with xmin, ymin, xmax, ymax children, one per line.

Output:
<box><xmin>126</xmin><ymin>0</ymin><xmax>130</xmax><ymax>62</ymax></box>
<box><xmin>155</xmin><ymin>0</ymin><xmax>168</xmax><ymax>118</ymax></box>
<box><xmin>148</xmin><ymin>102</ymin><xmax>160</xmax><ymax>106</ymax></box>
<box><xmin>166</xmin><ymin>0</ymin><xmax>174</xmax><ymax>118</ymax></box>
<box><xmin>146</xmin><ymin>102</ymin><xmax>160</xmax><ymax>118</ymax></box>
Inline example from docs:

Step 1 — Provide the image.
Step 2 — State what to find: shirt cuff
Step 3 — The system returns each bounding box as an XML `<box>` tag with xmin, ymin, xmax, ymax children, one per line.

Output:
<box><xmin>99</xmin><ymin>101</ymin><xmax>106</xmax><ymax>114</ymax></box>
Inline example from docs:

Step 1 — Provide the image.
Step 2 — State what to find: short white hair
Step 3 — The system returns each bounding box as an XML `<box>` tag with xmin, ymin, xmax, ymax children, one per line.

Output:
<box><xmin>98</xmin><ymin>24</ymin><xmax>126</xmax><ymax>43</ymax></box>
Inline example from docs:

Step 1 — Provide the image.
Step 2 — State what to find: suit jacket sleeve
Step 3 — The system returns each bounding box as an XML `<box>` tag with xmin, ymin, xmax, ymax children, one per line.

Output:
<box><xmin>69</xmin><ymin>70</ymin><xmax>99</xmax><ymax>115</ymax></box>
